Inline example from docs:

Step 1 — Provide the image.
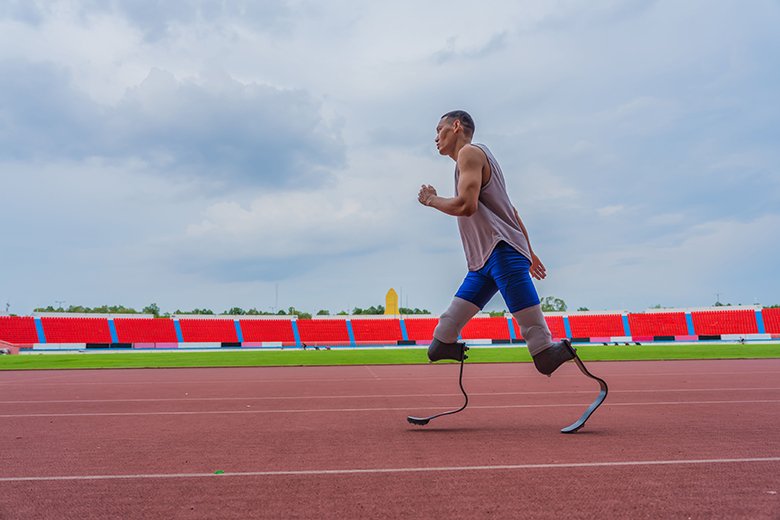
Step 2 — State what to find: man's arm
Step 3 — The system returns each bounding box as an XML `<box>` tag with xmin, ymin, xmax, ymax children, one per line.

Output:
<box><xmin>418</xmin><ymin>146</ymin><xmax>483</xmax><ymax>217</ymax></box>
<box><xmin>513</xmin><ymin>206</ymin><xmax>547</xmax><ymax>280</ymax></box>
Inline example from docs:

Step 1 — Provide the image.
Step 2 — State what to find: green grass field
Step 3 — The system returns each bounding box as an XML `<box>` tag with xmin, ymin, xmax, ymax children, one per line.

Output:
<box><xmin>1</xmin><ymin>343</ymin><xmax>778</xmax><ymax>370</ymax></box>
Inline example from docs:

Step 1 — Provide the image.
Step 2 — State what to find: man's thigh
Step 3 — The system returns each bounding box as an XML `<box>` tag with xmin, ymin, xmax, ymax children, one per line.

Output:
<box><xmin>454</xmin><ymin>271</ymin><xmax>498</xmax><ymax>309</ymax></box>
<box><xmin>490</xmin><ymin>249</ymin><xmax>540</xmax><ymax>313</ymax></box>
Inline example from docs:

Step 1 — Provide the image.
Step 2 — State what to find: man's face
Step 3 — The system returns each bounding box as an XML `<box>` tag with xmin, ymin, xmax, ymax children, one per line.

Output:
<box><xmin>435</xmin><ymin>117</ymin><xmax>456</xmax><ymax>155</ymax></box>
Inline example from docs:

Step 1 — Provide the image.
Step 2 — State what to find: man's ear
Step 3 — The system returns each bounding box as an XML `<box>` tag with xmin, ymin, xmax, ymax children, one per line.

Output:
<box><xmin>452</xmin><ymin>119</ymin><xmax>462</xmax><ymax>133</ymax></box>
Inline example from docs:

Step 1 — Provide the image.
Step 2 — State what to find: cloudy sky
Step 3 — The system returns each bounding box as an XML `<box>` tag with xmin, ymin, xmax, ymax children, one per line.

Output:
<box><xmin>1</xmin><ymin>0</ymin><xmax>778</xmax><ymax>316</ymax></box>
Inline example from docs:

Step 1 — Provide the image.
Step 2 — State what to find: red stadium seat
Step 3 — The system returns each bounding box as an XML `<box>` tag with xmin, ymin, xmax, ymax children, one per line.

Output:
<box><xmin>690</xmin><ymin>310</ymin><xmax>758</xmax><ymax>335</ymax></box>
<box><xmin>177</xmin><ymin>319</ymin><xmax>237</xmax><ymax>342</ymax></box>
<box><xmin>7</xmin><ymin>307</ymin><xmax>768</xmax><ymax>347</ymax></box>
<box><xmin>351</xmin><ymin>318</ymin><xmax>402</xmax><ymax>343</ymax></box>
<box><xmin>0</xmin><ymin>316</ymin><xmax>39</xmax><ymax>343</ymax></box>
<box><xmin>762</xmin><ymin>308</ymin><xmax>780</xmax><ymax>334</ymax></box>
<box><xmin>239</xmin><ymin>319</ymin><xmax>295</xmax><ymax>342</ymax></box>
<box><xmin>40</xmin><ymin>317</ymin><xmax>112</xmax><ymax>343</ymax></box>
<box><xmin>113</xmin><ymin>318</ymin><xmax>178</xmax><ymax>343</ymax></box>
<box><xmin>403</xmin><ymin>318</ymin><xmax>438</xmax><ymax>342</ymax></box>
<box><xmin>568</xmin><ymin>314</ymin><xmax>624</xmax><ymax>338</ymax></box>
<box><xmin>627</xmin><ymin>312</ymin><xmax>688</xmax><ymax>336</ymax></box>
<box><xmin>460</xmin><ymin>317</ymin><xmax>510</xmax><ymax>340</ymax></box>
<box><xmin>296</xmin><ymin>319</ymin><xmax>350</xmax><ymax>344</ymax></box>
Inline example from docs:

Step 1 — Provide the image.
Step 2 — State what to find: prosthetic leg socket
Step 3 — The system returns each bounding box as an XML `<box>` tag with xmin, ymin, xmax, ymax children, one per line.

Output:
<box><xmin>428</xmin><ymin>339</ymin><xmax>469</xmax><ymax>362</ymax></box>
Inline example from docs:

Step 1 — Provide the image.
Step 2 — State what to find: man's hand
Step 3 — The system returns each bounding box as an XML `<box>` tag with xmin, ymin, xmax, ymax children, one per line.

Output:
<box><xmin>530</xmin><ymin>252</ymin><xmax>547</xmax><ymax>280</ymax></box>
<box><xmin>418</xmin><ymin>184</ymin><xmax>437</xmax><ymax>206</ymax></box>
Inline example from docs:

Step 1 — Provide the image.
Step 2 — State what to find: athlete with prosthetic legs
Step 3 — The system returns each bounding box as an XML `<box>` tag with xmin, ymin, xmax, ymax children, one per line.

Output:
<box><xmin>410</xmin><ymin>111</ymin><xmax>607</xmax><ymax>431</ymax></box>
<box><xmin>419</xmin><ymin>110</ymin><xmax>574</xmax><ymax>375</ymax></box>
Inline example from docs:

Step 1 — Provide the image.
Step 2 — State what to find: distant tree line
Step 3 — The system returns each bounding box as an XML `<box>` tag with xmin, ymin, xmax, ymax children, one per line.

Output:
<box><xmin>34</xmin><ymin>304</ymin><xmax>161</xmax><ymax>315</ymax></box>
<box><xmin>31</xmin><ymin>303</ymin><xmax>432</xmax><ymax>319</ymax></box>
<box><xmin>32</xmin><ymin>297</ymin><xmax>778</xmax><ymax>318</ymax></box>
<box><xmin>224</xmin><ymin>306</ymin><xmax>313</xmax><ymax>320</ymax></box>
<box><xmin>33</xmin><ymin>303</ymin><xmax>305</xmax><ymax>318</ymax></box>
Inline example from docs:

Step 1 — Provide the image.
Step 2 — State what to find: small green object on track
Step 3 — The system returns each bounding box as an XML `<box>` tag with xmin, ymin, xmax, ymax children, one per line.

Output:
<box><xmin>214</xmin><ymin>470</ymin><xmax>225</xmax><ymax>475</ymax></box>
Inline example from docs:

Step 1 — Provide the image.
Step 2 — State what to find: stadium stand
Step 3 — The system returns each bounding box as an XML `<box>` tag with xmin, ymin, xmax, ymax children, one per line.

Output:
<box><xmin>177</xmin><ymin>318</ymin><xmax>238</xmax><ymax>343</ymax></box>
<box><xmin>113</xmin><ymin>318</ymin><xmax>178</xmax><ymax>343</ymax></box>
<box><xmin>762</xmin><ymin>308</ymin><xmax>780</xmax><ymax>334</ymax></box>
<box><xmin>628</xmin><ymin>312</ymin><xmax>689</xmax><ymax>337</ymax></box>
<box><xmin>690</xmin><ymin>309</ymin><xmax>758</xmax><ymax>335</ymax></box>
<box><xmin>239</xmin><ymin>319</ymin><xmax>295</xmax><ymax>342</ymax></box>
<box><xmin>3</xmin><ymin>306</ymin><xmax>773</xmax><ymax>348</ymax></box>
<box><xmin>461</xmin><ymin>317</ymin><xmax>510</xmax><ymax>340</ymax></box>
<box><xmin>568</xmin><ymin>314</ymin><xmax>624</xmax><ymax>338</ymax></box>
<box><xmin>403</xmin><ymin>317</ymin><xmax>438</xmax><ymax>342</ymax></box>
<box><xmin>350</xmin><ymin>318</ymin><xmax>403</xmax><ymax>343</ymax></box>
<box><xmin>0</xmin><ymin>316</ymin><xmax>38</xmax><ymax>343</ymax></box>
<box><xmin>40</xmin><ymin>317</ymin><xmax>112</xmax><ymax>343</ymax></box>
<box><xmin>296</xmin><ymin>319</ymin><xmax>350</xmax><ymax>344</ymax></box>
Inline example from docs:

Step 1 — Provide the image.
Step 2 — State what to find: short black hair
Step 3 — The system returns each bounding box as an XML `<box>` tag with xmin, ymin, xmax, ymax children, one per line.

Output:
<box><xmin>441</xmin><ymin>110</ymin><xmax>475</xmax><ymax>136</ymax></box>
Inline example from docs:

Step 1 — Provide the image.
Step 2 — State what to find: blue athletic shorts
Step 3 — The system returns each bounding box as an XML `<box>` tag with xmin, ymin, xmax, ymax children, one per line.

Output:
<box><xmin>454</xmin><ymin>241</ymin><xmax>540</xmax><ymax>313</ymax></box>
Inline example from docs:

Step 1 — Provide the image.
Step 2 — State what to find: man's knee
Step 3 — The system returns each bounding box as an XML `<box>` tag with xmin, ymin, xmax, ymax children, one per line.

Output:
<box><xmin>433</xmin><ymin>313</ymin><xmax>460</xmax><ymax>343</ymax></box>
<box><xmin>433</xmin><ymin>297</ymin><xmax>480</xmax><ymax>343</ymax></box>
<box><xmin>512</xmin><ymin>304</ymin><xmax>553</xmax><ymax>356</ymax></box>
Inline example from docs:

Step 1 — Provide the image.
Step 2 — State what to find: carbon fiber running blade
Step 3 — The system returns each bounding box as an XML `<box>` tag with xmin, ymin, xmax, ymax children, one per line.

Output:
<box><xmin>561</xmin><ymin>356</ymin><xmax>608</xmax><ymax>433</ymax></box>
<box><xmin>406</xmin><ymin>357</ymin><xmax>468</xmax><ymax>427</ymax></box>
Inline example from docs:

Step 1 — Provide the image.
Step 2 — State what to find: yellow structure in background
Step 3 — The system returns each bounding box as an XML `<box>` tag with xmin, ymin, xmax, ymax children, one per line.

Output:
<box><xmin>385</xmin><ymin>288</ymin><xmax>399</xmax><ymax>315</ymax></box>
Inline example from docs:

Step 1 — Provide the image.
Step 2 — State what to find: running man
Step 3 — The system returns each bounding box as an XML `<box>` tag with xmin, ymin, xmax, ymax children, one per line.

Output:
<box><xmin>418</xmin><ymin>110</ymin><xmax>574</xmax><ymax>375</ymax></box>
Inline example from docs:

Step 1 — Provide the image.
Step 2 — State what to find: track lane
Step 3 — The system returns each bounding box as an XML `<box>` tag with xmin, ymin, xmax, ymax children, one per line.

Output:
<box><xmin>2</xmin><ymin>359</ymin><xmax>779</xmax><ymax>519</ymax></box>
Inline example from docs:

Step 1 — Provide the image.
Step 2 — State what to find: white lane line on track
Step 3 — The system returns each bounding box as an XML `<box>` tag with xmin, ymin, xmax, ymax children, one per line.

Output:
<box><xmin>1</xmin><ymin>399</ymin><xmax>779</xmax><ymax>418</ymax></box>
<box><xmin>2</xmin><ymin>387</ymin><xmax>780</xmax><ymax>405</ymax></box>
<box><xmin>1</xmin><ymin>457</ymin><xmax>778</xmax><ymax>482</ymax></box>
<box><xmin>2</xmin><ymin>370</ymin><xmax>780</xmax><ymax>386</ymax></box>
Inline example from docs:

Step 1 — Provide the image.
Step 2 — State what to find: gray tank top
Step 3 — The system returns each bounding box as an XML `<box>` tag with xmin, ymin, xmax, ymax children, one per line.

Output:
<box><xmin>455</xmin><ymin>143</ymin><xmax>532</xmax><ymax>271</ymax></box>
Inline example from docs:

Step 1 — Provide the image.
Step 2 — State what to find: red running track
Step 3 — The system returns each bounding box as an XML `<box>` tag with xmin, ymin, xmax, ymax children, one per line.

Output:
<box><xmin>1</xmin><ymin>359</ymin><xmax>779</xmax><ymax>519</ymax></box>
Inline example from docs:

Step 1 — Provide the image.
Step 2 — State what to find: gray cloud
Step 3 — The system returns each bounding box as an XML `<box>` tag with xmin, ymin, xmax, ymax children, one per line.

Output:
<box><xmin>433</xmin><ymin>32</ymin><xmax>508</xmax><ymax>64</ymax></box>
<box><xmin>0</xmin><ymin>62</ymin><xmax>344</xmax><ymax>189</ymax></box>
<box><xmin>528</xmin><ymin>0</ymin><xmax>659</xmax><ymax>32</ymax></box>
<box><xmin>104</xmin><ymin>0</ymin><xmax>288</xmax><ymax>39</ymax></box>
<box><xmin>174</xmin><ymin>249</ymin><xmax>381</xmax><ymax>284</ymax></box>
<box><xmin>2</xmin><ymin>0</ymin><xmax>779</xmax><ymax>315</ymax></box>
<box><xmin>0</xmin><ymin>0</ymin><xmax>46</xmax><ymax>24</ymax></box>
<box><xmin>0</xmin><ymin>1</ymin><xmax>294</xmax><ymax>39</ymax></box>
<box><xmin>0</xmin><ymin>61</ymin><xmax>99</xmax><ymax>160</ymax></box>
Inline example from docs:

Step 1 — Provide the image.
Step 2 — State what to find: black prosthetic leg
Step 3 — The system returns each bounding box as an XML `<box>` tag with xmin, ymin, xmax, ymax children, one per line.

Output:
<box><xmin>533</xmin><ymin>340</ymin><xmax>609</xmax><ymax>434</ymax></box>
<box><xmin>427</xmin><ymin>338</ymin><xmax>469</xmax><ymax>362</ymax></box>
<box><xmin>532</xmin><ymin>338</ymin><xmax>576</xmax><ymax>376</ymax></box>
<box><xmin>407</xmin><ymin>339</ymin><xmax>470</xmax><ymax>426</ymax></box>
